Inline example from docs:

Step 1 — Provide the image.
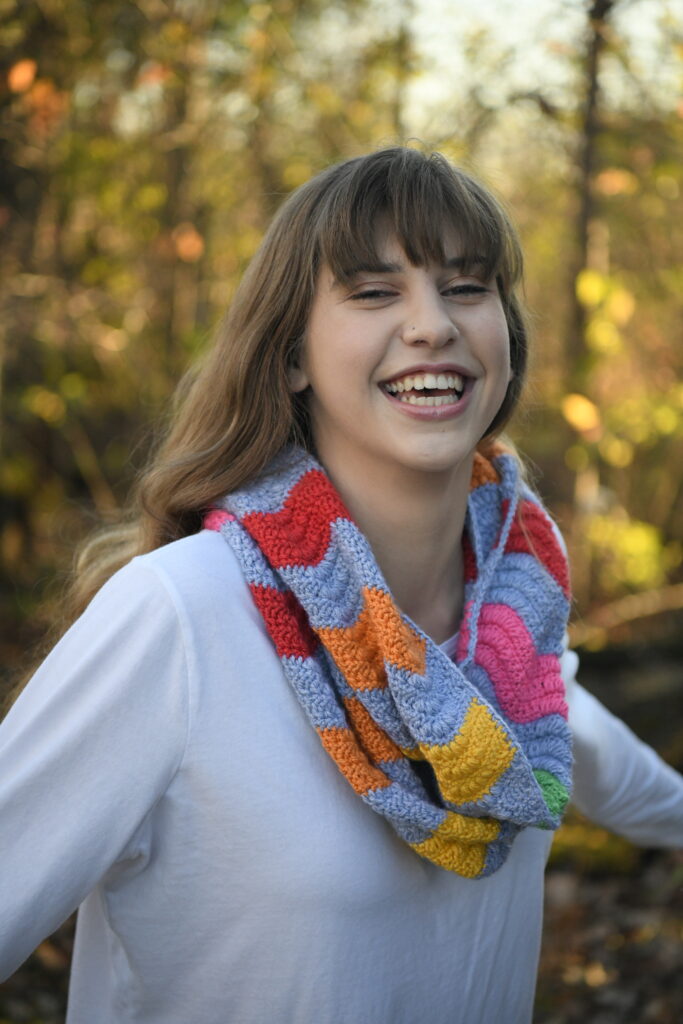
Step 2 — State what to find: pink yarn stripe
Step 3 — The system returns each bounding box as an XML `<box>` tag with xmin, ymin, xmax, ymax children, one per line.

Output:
<box><xmin>205</xmin><ymin>509</ymin><xmax>236</xmax><ymax>531</ymax></box>
<box><xmin>459</xmin><ymin>603</ymin><xmax>568</xmax><ymax>724</ymax></box>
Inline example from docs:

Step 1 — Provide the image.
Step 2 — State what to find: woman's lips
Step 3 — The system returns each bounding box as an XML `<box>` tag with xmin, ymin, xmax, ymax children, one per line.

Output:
<box><xmin>379</xmin><ymin>377</ymin><xmax>475</xmax><ymax>420</ymax></box>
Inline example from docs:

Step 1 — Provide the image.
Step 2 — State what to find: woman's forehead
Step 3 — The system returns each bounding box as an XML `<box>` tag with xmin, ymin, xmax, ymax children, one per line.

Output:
<box><xmin>372</xmin><ymin>228</ymin><xmax>466</xmax><ymax>263</ymax></box>
<box><xmin>323</xmin><ymin>226</ymin><xmax>487</xmax><ymax>284</ymax></box>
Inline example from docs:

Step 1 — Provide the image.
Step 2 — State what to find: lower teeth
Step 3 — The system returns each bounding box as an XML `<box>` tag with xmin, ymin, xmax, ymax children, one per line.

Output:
<box><xmin>397</xmin><ymin>393</ymin><xmax>461</xmax><ymax>406</ymax></box>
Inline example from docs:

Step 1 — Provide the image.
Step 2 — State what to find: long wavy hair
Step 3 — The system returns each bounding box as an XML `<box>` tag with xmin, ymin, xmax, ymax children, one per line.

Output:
<box><xmin>62</xmin><ymin>147</ymin><xmax>530</xmax><ymax>628</ymax></box>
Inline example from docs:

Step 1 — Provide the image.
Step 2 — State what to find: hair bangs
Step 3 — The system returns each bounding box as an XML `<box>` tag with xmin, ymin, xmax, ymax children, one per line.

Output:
<box><xmin>313</xmin><ymin>149</ymin><xmax>512</xmax><ymax>289</ymax></box>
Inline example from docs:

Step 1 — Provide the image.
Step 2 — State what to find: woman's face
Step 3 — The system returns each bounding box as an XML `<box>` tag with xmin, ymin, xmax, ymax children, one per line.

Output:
<box><xmin>290</xmin><ymin>231</ymin><xmax>511</xmax><ymax>481</ymax></box>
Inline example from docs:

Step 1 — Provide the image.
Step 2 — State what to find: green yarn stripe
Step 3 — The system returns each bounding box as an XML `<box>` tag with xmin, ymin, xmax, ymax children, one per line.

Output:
<box><xmin>534</xmin><ymin>769</ymin><xmax>569</xmax><ymax>820</ymax></box>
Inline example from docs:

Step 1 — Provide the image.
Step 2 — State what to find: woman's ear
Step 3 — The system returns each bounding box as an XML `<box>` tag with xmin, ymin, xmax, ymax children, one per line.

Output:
<box><xmin>286</xmin><ymin>346</ymin><xmax>311</xmax><ymax>389</ymax></box>
<box><xmin>288</xmin><ymin>363</ymin><xmax>309</xmax><ymax>394</ymax></box>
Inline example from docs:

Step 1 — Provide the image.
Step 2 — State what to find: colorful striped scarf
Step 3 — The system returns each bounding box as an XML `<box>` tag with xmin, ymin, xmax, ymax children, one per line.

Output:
<box><xmin>204</xmin><ymin>445</ymin><xmax>573</xmax><ymax>877</ymax></box>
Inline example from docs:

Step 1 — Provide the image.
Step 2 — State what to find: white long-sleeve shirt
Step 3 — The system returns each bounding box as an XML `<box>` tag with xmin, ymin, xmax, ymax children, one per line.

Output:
<box><xmin>1</xmin><ymin>530</ymin><xmax>681</xmax><ymax>1023</ymax></box>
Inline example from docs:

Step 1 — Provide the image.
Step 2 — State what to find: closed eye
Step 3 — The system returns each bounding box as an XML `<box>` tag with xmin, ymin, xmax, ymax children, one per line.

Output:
<box><xmin>347</xmin><ymin>283</ymin><xmax>490</xmax><ymax>302</ymax></box>
<box><xmin>443</xmin><ymin>284</ymin><xmax>489</xmax><ymax>298</ymax></box>
<box><xmin>348</xmin><ymin>288</ymin><xmax>397</xmax><ymax>301</ymax></box>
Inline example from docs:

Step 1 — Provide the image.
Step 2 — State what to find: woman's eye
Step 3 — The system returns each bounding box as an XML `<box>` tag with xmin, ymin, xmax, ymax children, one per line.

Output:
<box><xmin>349</xmin><ymin>288</ymin><xmax>395</xmax><ymax>301</ymax></box>
<box><xmin>444</xmin><ymin>283</ymin><xmax>489</xmax><ymax>298</ymax></box>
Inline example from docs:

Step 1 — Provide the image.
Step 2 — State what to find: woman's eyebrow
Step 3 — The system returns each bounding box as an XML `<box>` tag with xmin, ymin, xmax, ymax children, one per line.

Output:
<box><xmin>356</xmin><ymin>255</ymin><xmax>487</xmax><ymax>273</ymax></box>
<box><xmin>332</xmin><ymin>254</ymin><xmax>487</xmax><ymax>286</ymax></box>
<box><xmin>330</xmin><ymin>261</ymin><xmax>402</xmax><ymax>289</ymax></box>
<box><xmin>340</xmin><ymin>260</ymin><xmax>404</xmax><ymax>279</ymax></box>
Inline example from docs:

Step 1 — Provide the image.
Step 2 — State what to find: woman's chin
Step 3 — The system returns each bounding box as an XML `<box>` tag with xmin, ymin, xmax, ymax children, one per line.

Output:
<box><xmin>386</xmin><ymin>439</ymin><xmax>477</xmax><ymax>478</ymax></box>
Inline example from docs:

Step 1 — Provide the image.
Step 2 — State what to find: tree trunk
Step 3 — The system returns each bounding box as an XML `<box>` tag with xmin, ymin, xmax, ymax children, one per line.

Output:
<box><xmin>567</xmin><ymin>0</ymin><xmax>617</xmax><ymax>374</ymax></box>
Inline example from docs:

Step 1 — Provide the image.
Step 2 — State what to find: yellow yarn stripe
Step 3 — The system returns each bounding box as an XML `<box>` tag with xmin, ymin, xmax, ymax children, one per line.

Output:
<box><xmin>420</xmin><ymin>699</ymin><xmax>516</xmax><ymax>804</ymax></box>
<box><xmin>411</xmin><ymin>811</ymin><xmax>500</xmax><ymax>877</ymax></box>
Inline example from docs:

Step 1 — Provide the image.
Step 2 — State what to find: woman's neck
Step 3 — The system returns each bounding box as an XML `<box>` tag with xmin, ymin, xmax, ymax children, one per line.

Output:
<box><xmin>321</xmin><ymin>452</ymin><xmax>473</xmax><ymax>644</ymax></box>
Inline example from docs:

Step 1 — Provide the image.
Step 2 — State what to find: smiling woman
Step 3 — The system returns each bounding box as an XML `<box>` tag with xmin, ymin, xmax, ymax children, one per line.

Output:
<box><xmin>295</xmin><ymin>235</ymin><xmax>511</xmax><ymax>478</ymax></box>
<box><xmin>1</xmin><ymin>147</ymin><xmax>682</xmax><ymax>1024</ymax></box>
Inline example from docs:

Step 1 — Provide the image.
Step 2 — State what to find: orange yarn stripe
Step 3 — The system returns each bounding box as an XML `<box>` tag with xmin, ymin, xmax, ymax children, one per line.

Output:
<box><xmin>343</xmin><ymin>696</ymin><xmax>404</xmax><ymax>764</ymax></box>
<box><xmin>470</xmin><ymin>450</ymin><xmax>501</xmax><ymax>488</ymax></box>
<box><xmin>318</xmin><ymin>587</ymin><xmax>426</xmax><ymax>691</ymax></box>
<box><xmin>363</xmin><ymin>589</ymin><xmax>426</xmax><ymax>673</ymax></box>
<box><xmin>318</xmin><ymin>727</ymin><xmax>391</xmax><ymax>795</ymax></box>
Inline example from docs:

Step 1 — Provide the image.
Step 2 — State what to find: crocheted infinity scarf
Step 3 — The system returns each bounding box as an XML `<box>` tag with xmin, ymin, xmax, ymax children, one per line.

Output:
<box><xmin>205</xmin><ymin>445</ymin><xmax>573</xmax><ymax>878</ymax></box>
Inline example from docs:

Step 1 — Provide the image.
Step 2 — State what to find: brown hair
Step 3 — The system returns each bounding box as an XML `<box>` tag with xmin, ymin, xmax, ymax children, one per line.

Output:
<box><xmin>67</xmin><ymin>147</ymin><xmax>529</xmax><ymax>621</ymax></box>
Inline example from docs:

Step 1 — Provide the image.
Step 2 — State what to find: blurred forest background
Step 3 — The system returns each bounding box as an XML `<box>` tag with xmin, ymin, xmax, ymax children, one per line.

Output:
<box><xmin>1</xmin><ymin>0</ymin><xmax>682</xmax><ymax>1021</ymax></box>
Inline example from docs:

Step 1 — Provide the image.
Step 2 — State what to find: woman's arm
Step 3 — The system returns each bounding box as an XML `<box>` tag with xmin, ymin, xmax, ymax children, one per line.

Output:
<box><xmin>562</xmin><ymin>645</ymin><xmax>683</xmax><ymax>847</ymax></box>
<box><xmin>0</xmin><ymin>560</ymin><xmax>190</xmax><ymax>980</ymax></box>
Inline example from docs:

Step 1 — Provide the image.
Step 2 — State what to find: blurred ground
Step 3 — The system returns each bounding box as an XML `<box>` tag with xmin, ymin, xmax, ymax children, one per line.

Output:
<box><xmin>537</xmin><ymin>847</ymin><xmax>683</xmax><ymax>1023</ymax></box>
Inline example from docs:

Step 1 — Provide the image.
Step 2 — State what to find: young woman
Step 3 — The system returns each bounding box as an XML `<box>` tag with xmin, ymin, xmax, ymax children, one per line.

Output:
<box><xmin>1</xmin><ymin>147</ymin><xmax>681</xmax><ymax>1023</ymax></box>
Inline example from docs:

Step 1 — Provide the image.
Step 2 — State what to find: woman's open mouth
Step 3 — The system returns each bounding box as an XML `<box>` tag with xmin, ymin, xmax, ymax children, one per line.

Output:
<box><xmin>380</xmin><ymin>371</ymin><xmax>472</xmax><ymax>409</ymax></box>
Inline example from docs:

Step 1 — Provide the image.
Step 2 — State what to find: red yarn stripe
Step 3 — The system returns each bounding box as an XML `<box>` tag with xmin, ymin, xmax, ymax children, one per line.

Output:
<box><xmin>503</xmin><ymin>500</ymin><xmax>570</xmax><ymax>597</ymax></box>
<box><xmin>249</xmin><ymin>584</ymin><xmax>318</xmax><ymax>659</ymax></box>
<box><xmin>243</xmin><ymin>469</ymin><xmax>351</xmax><ymax>568</ymax></box>
<box><xmin>462</xmin><ymin>533</ymin><xmax>477</xmax><ymax>583</ymax></box>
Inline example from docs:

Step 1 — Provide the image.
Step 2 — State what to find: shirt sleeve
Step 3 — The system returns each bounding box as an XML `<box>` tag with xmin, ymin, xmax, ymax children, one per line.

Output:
<box><xmin>0</xmin><ymin>559</ymin><xmax>190</xmax><ymax>980</ymax></box>
<box><xmin>561</xmin><ymin>644</ymin><xmax>683</xmax><ymax>848</ymax></box>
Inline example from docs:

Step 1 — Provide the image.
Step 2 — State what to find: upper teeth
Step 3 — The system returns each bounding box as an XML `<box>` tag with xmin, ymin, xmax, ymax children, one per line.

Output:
<box><xmin>384</xmin><ymin>372</ymin><xmax>464</xmax><ymax>394</ymax></box>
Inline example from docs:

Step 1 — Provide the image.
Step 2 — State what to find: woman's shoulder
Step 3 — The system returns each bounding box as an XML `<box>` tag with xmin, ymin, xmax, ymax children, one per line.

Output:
<box><xmin>119</xmin><ymin>528</ymin><xmax>252</xmax><ymax>626</ymax></box>
<box><xmin>75</xmin><ymin>528</ymin><xmax>267</xmax><ymax>692</ymax></box>
<box><xmin>133</xmin><ymin>528</ymin><xmax>244</xmax><ymax>588</ymax></box>
<box><xmin>56</xmin><ymin>530</ymin><xmax>251</xmax><ymax>663</ymax></box>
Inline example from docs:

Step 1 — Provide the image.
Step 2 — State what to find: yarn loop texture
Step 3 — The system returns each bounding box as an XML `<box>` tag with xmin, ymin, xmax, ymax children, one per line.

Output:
<box><xmin>204</xmin><ymin>445</ymin><xmax>573</xmax><ymax>877</ymax></box>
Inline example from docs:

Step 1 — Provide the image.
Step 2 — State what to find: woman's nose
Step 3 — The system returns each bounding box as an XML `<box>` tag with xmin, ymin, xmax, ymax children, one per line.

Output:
<box><xmin>401</xmin><ymin>288</ymin><xmax>457</xmax><ymax>349</ymax></box>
